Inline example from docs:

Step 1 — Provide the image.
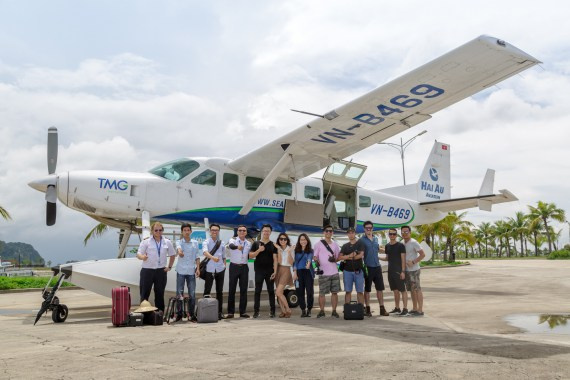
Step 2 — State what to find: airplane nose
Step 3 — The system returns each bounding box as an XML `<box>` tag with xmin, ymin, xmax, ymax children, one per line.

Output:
<box><xmin>28</xmin><ymin>175</ymin><xmax>57</xmax><ymax>193</ymax></box>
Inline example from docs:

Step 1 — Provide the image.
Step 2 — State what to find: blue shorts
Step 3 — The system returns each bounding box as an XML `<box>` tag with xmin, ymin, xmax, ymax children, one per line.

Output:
<box><xmin>343</xmin><ymin>270</ymin><xmax>364</xmax><ymax>293</ymax></box>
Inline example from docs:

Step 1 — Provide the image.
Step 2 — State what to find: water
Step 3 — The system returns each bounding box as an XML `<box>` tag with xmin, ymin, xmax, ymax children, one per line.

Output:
<box><xmin>505</xmin><ymin>313</ymin><xmax>570</xmax><ymax>334</ymax></box>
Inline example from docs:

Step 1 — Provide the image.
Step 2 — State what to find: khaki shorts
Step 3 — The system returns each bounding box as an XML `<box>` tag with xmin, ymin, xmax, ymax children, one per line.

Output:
<box><xmin>405</xmin><ymin>269</ymin><xmax>421</xmax><ymax>292</ymax></box>
<box><xmin>318</xmin><ymin>274</ymin><xmax>341</xmax><ymax>295</ymax></box>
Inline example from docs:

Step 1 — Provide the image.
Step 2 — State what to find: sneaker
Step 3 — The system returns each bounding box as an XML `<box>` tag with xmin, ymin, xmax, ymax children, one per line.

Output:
<box><xmin>253</xmin><ymin>311</ymin><xmax>260</xmax><ymax>319</ymax></box>
<box><xmin>239</xmin><ymin>313</ymin><xmax>250</xmax><ymax>318</ymax></box>
<box><xmin>364</xmin><ymin>306</ymin><xmax>372</xmax><ymax>317</ymax></box>
<box><xmin>306</xmin><ymin>309</ymin><xmax>311</xmax><ymax>317</ymax></box>
<box><xmin>317</xmin><ymin>310</ymin><xmax>326</xmax><ymax>318</ymax></box>
<box><xmin>414</xmin><ymin>311</ymin><xmax>424</xmax><ymax>317</ymax></box>
<box><xmin>331</xmin><ymin>311</ymin><xmax>339</xmax><ymax>318</ymax></box>
<box><xmin>174</xmin><ymin>315</ymin><xmax>182</xmax><ymax>322</ymax></box>
<box><xmin>408</xmin><ymin>310</ymin><xmax>420</xmax><ymax>316</ymax></box>
<box><xmin>380</xmin><ymin>305</ymin><xmax>389</xmax><ymax>316</ymax></box>
<box><xmin>226</xmin><ymin>314</ymin><xmax>234</xmax><ymax>319</ymax></box>
<box><xmin>388</xmin><ymin>307</ymin><xmax>401</xmax><ymax>314</ymax></box>
<box><xmin>269</xmin><ymin>311</ymin><xmax>275</xmax><ymax>318</ymax></box>
<box><xmin>398</xmin><ymin>308</ymin><xmax>409</xmax><ymax>317</ymax></box>
<box><xmin>190</xmin><ymin>315</ymin><xmax>198</xmax><ymax>323</ymax></box>
<box><xmin>301</xmin><ymin>310</ymin><xmax>307</xmax><ymax>318</ymax></box>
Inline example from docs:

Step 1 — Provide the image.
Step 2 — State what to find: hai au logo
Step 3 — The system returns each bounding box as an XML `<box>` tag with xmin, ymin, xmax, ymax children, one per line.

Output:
<box><xmin>429</xmin><ymin>168</ymin><xmax>438</xmax><ymax>181</ymax></box>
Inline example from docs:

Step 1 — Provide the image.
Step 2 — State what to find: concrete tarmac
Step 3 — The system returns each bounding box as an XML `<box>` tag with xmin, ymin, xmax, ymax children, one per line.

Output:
<box><xmin>1</xmin><ymin>260</ymin><xmax>569</xmax><ymax>379</ymax></box>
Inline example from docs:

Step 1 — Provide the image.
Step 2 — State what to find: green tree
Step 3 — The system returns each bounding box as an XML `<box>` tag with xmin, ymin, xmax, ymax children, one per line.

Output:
<box><xmin>528</xmin><ymin>201</ymin><xmax>566</xmax><ymax>254</ymax></box>
<box><xmin>476</xmin><ymin>222</ymin><xmax>493</xmax><ymax>258</ymax></box>
<box><xmin>84</xmin><ymin>223</ymin><xmax>109</xmax><ymax>246</ymax></box>
<box><xmin>508</xmin><ymin>212</ymin><xmax>527</xmax><ymax>257</ymax></box>
<box><xmin>439</xmin><ymin>212</ymin><xmax>473</xmax><ymax>261</ymax></box>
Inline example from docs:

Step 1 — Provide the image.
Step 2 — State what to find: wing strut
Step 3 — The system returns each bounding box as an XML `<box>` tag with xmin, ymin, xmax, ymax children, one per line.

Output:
<box><xmin>238</xmin><ymin>151</ymin><xmax>293</xmax><ymax>216</ymax></box>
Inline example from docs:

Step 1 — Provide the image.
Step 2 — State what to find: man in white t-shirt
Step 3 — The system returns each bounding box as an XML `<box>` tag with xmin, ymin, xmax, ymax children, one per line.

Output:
<box><xmin>401</xmin><ymin>225</ymin><xmax>425</xmax><ymax>317</ymax></box>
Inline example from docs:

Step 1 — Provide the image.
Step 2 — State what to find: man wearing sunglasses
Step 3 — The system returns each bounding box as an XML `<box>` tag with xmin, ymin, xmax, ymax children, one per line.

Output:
<box><xmin>359</xmin><ymin>220</ymin><xmax>389</xmax><ymax>317</ymax></box>
<box><xmin>226</xmin><ymin>225</ymin><xmax>252</xmax><ymax>318</ymax></box>
<box><xmin>136</xmin><ymin>221</ymin><xmax>176</xmax><ymax>312</ymax></box>
<box><xmin>380</xmin><ymin>228</ymin><xmax>408</xmax><ymax>316</ymax></box>
<box><xmin>401</xmin><ymin>226</ymin><xmax>425</xmax><ymax>317</ymax></box>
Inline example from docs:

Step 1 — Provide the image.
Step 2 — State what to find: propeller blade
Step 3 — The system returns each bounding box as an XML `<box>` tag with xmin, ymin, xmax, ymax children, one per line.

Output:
<box><xmin>46</xmin><ymin>201</ymin><xmax>56</xmax><ymax>226</ymax></box>
<box><xmin>47</xmin><ymin>127</ymin><xmax>58</xmax><ymax>175</ymax></box>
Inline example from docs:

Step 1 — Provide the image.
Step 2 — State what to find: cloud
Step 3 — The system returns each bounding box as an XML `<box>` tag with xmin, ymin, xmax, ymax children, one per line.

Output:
<box><xmin>1</xmin><ymin>0</ymin><xmax>570</xmax><ymax>265</ymax></box>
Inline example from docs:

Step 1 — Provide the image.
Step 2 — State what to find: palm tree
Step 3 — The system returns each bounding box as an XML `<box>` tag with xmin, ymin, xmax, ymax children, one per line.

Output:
<box><xmin>0</xmin><ymin>205</ymin><xmax>11</xmax><ymax>220</ymax></box>
<box><xmin>492</xmin><ymin>220</ymin><xmax>509</xmax><ymax>257</ymax></box>
<box><xmin>84</xmin><ymin>223</ymin><xmax>109</xmax><ymax>246</ymax></box>
<box><xmin>508</xmin><ymin>212</ymin><xmax>527</xmax><ymax>257</ymax></box>
<box><xmin>527</xmin><ymin>218</ymin><xmax>544</xmax><ymax>256</ymax></box>
<box><xmin>476</xmin><ymin>222</ymin><xmax>493</xmax><ymax>258</ymax></box>
<box><xmin>528</xmin><ymin>201</ymin><xmax>566</xmax><ymax>254</ymax></box>
<box><xmin>439</xmin><ymin>212</ymin><xmax>473</xmax><ymax>261</ymax></box>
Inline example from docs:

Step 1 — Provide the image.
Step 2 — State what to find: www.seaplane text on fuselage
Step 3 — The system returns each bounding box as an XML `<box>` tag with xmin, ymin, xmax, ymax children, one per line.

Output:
<box><xmin>28</xmin><ymin>36</ymin><xmax>540</xmax><ymax>306</ymax></box>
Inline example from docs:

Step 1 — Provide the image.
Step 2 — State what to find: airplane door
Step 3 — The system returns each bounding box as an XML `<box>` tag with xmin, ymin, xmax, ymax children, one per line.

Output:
<box><xmin>322</xmin><ymin>161</ymin><xmax>367</xmax><ymax>230</ymax></box>
<box><xmin>145</xmin><ymin>181</ymin><xmax>179</xmax><ymax>215</ymax></box>
<box><xmin>177</xmin><ymin>168</ymin><xmax>219</xmax><ymax>213</ymax></box>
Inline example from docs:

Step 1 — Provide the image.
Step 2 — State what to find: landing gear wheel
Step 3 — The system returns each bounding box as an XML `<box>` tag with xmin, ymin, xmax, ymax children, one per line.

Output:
<box><xmin>52</xmin><ymin>304</ymin><xmax>68</xmax><ymax>323</ymax></box>
<box><xmin>285</xmin><ymin>290</ymin><xmax>299</xmax><ymax>308</ymax></box>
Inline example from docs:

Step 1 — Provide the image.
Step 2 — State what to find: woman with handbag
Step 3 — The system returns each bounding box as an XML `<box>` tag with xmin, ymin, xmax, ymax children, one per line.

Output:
<box><xmin>293</xmin><ymin>233</ymin><xmax>314</xmax><ymax>317</ymax></box>
<box><xmin>272</xmin><ymin>232</ymin><xmax>294</xmax><ymax>318</ymax></box>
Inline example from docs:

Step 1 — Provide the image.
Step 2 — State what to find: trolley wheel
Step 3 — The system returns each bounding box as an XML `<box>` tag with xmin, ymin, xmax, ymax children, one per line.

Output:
<box><xmin>52</xmin><ymin>304</ymin><xmax>68</xmax><ymax>323</ymax></box>
<box><xmin>285</xmin><ymin>289</ymin><xmax>299</xmax><ymax>308</ymax></box>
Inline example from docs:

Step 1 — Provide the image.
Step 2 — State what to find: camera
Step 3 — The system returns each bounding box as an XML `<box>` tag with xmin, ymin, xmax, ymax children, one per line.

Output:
<box><xmin>315</xmin><ymin>269</ymin><xmax>324</xmax><ymax>276</ymax></box>
<box><xmin>328</xmin><ymin>256</ymin><xmax>336</xmax><ymax>263</ymax></box>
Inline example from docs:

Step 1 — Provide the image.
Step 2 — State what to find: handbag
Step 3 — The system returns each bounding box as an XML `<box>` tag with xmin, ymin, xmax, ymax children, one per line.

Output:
<box><xmin>198</xmin><ymin>240</ymin><xmax>221</xmax><ymax>280</ymax></box>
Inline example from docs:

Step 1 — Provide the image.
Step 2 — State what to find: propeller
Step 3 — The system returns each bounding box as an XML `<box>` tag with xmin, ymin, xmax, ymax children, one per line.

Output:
<box><xmin>46</xmin><ymin>127</ymin><xmax>58</xmax><ymax>226</ymax></box>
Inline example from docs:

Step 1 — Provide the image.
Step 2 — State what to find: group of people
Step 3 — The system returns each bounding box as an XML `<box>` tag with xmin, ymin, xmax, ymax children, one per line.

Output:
<box><xmin>135</xmin><ymin>220</ymin><xmax>426</xmax><ymax>321</ymax></box>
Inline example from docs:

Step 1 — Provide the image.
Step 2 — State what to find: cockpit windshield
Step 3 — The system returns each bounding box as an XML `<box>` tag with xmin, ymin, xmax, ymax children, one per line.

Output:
<box><xmin>148</xmin><ymin>158</ymin><xmax>200</xmax><ymax>181</ymax></box>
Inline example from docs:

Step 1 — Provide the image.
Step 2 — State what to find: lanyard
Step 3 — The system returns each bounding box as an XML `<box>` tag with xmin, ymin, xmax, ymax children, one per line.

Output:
<box><xmin>154</xmin><ymin>238</ymin><xmax>162</xmax><ymax>258</ymax></box>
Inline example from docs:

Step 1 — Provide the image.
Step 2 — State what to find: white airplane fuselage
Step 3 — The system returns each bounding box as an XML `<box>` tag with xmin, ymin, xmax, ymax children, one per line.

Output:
<box><xmin>54</xmin><ymin>156</ymin><xmax>444</xmax><ymax>234</ymax></box>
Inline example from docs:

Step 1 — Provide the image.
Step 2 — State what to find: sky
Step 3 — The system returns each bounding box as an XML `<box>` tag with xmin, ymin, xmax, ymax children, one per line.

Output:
<box><xmin>0</xmin><ymin>0</ymin><xmax>569</xmax><ymax>265</ymax></box>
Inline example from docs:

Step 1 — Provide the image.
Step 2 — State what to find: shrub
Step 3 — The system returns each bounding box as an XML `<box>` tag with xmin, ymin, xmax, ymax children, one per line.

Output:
<box><xmin>547</xmin><ymin>249</ymin><xmax>570</xmax><ymax>260</ymax></box>
<box><xmin>0</xmin><ymin>276</ymin><xmax>74</xmax><ymax>290</ymax></box>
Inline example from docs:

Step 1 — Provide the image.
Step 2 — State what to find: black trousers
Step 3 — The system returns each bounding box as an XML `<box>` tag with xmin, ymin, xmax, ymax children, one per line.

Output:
<box><xmin>254</xmin><ymin>268</ymin><xmax>275</xmax><ymax>313</ymax></box>
<box><xmin>204</xmin><ymin>269</ymin><xmax>225</xmax><ymax>314</ymax></box>
<box><xmin>140</xmin><ymin>267</ymin><xmax>167</xmax><ymax>312</ymax></box>
<box><xmin>295</xmin><ymin>269</ymin><xmax>314</xmax><ymax>311</ymax></box>
<box><xmin>228</xmin><ymin>263</ymin><xmax>249</xmax><ymax>315</ymax></box>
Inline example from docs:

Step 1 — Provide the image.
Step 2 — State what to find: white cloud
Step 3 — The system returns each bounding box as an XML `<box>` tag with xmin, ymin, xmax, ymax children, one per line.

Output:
<box><xmin>1</xmin><ymin>0</ymin><xmax>570</xmax><ymax>265</ymax></box>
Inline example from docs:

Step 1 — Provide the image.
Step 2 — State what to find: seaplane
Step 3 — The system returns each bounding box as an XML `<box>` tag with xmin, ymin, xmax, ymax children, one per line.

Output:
<box><xmin>28</xmin><ymin>35</ymin><xmax>540</xmax><ymax>321</ymax></box>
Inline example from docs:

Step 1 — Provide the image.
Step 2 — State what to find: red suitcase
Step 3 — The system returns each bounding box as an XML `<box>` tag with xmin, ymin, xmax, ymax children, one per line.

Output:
<box><xmin>112</xmin><ymin>286</ymin><xmax>131</xmax><ymax>326</ymax></box>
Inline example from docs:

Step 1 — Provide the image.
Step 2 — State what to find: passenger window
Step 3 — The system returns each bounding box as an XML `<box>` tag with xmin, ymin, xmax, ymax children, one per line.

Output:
<box><xmin>275</xmin><ymin>181</ymin><xmax>292</xmax><ymax>196</ymax></box>
<box><xmin>359</xmin><ymin>195</ymin><xmax>371</xmax><ymax>207</ymax></box>
<box><xmin>304</xmin><ymin>185</ymin><xmax>321</xmax><ymax>200</ymax></box>
<box><xmin>246</xmin><ymin>176</ymin><xmax>263</xmax><ymax>191</ymax></box>
<box><xmin>223</xmin><ymin>173</ymin><xmax>238</xmax><ymax>188</ymax></box>
<box><xmin>191</xmin><ymin>169</ymin><xmax>216</xmax><ymax>186</ymax></box>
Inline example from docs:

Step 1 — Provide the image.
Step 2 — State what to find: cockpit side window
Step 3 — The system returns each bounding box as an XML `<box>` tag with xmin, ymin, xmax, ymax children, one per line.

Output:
<box><xmin>148</xmin><ymin>159</ymin><xmax>200</xmax><ymax>181</ymax></box>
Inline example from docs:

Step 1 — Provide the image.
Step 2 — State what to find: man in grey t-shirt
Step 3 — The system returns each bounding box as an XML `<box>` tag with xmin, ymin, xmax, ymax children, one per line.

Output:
<box><xmin>401</xmin><ymin>226</ymin><xmax>425</xmax><ymax>317</ymax></box>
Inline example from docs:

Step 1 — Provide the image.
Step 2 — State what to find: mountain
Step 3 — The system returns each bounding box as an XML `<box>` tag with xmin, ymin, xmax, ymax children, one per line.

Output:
<box><xmin>0</xmin><ymin>240</ymin><xmax>45</xmax><ymax>266</ymax></box>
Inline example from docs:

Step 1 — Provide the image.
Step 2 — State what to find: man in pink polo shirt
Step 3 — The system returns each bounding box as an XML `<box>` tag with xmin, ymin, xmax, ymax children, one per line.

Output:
<box><xmin>313</xmin><ymin>225</ymin><xmax>341</xmax><ymax>318</ymax></box>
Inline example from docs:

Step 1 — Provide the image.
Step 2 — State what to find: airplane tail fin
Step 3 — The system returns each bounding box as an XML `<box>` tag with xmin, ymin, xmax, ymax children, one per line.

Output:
<box><xmin>378</xmin><ymin>141</ymin><xmax>451</xmax><ymax>202</ymax></box>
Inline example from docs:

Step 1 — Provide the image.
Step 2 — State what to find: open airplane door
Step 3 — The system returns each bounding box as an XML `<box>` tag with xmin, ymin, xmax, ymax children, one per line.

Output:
<box><xmin>322</xmin><ymin>161</ymin><xmax>367</xmax><ymax>230</ymax></box>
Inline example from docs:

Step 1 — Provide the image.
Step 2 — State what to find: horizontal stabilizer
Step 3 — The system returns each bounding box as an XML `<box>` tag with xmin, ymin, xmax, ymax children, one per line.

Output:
<box><xmin>419</xmin><ymin>189</ymin><xmax>517</xmax><ymax>213</ymax></box>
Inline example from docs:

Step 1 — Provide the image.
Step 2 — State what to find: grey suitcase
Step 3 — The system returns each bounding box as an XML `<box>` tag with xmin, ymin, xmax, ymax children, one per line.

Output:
<box><xmin>196</xmin><ymin>295</ymin><xmax>218</xmax><ymax>323</ymax></box>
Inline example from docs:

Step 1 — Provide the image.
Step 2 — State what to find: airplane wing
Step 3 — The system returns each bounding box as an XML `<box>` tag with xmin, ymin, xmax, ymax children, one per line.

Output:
<box><xmin>419</xmin><ymin>190</ymin><xmax>518</xmax><ymax>213</ymax></box>
<box><xmin>228</xmin><ymin>35</ymin><xmax>540</xmax><ymax>181</ymax></box>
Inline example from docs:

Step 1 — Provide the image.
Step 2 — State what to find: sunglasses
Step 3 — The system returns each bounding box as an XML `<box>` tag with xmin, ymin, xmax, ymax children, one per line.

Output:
<box><xmin>388</xmin><ymin>232</ymin><xmax>397</xmax><ymax>236</ymax></box>
<box><xmin>279</xmin><ymin>237</ymin><xmax>288</xmax><ymax>241</ymax></box>
<box><xmin>401</xmin><ymin>230</ymin><xmax>410</xmax><ymax>234</ymax></box>
<box><xmin>210</xmin><ymin>229</ymin><xmax>220</xmax><ymax>232</ymax></box>
<box><xmin>237</xmin><ymin>229</ymin><xmax>247</xmax><ymax>232</ymax></box>
<box><xmin>154</xmin><ymin>229</ymin><xmax>163</xmax><ymax>232</ymax></box>
<box><xmin>324</xmin><ymin>230</ymin><xmax>333</xmax><ymax>233</ymax></box>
